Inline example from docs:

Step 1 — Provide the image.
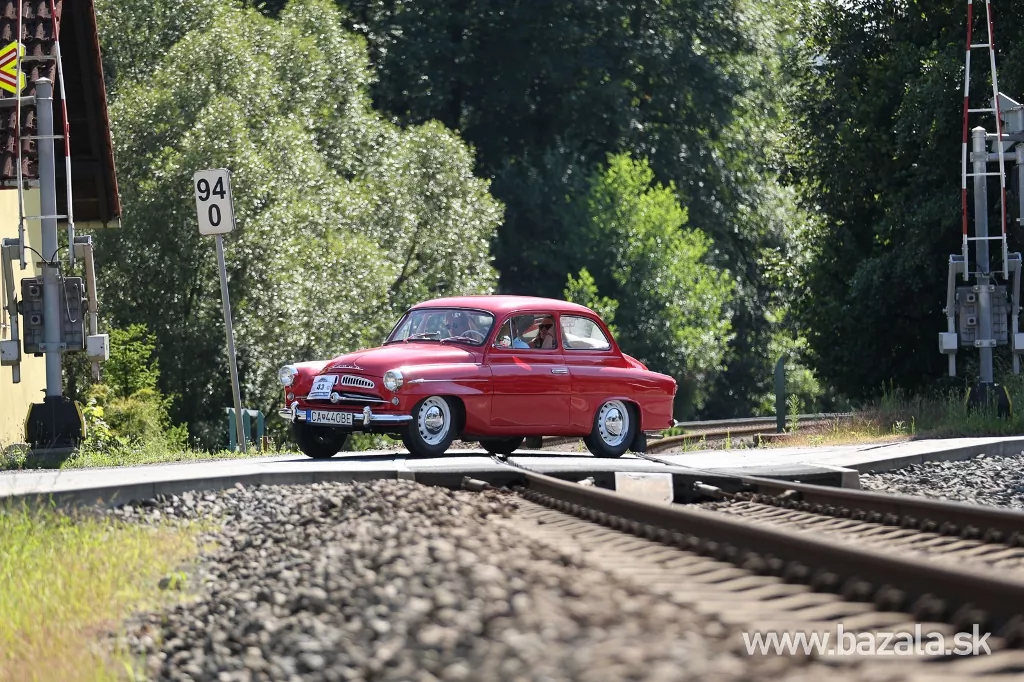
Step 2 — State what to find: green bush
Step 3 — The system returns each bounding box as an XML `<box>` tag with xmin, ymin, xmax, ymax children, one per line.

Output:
<box><xmin>77</xmin><ymin>325</ymin><xmax>187</xmax><ymax>453</ymax></box>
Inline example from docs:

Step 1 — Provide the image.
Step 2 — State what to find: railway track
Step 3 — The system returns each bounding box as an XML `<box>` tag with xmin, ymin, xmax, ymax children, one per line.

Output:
<box><xmin>493</xmin><ymin>467</ymin><xmax>1024</xmax><ymax>678</ymax></box>
<box><xmin>538</xmin><ymin>412</ymin><xmax>853</xmax><ymax>453</ymax></box>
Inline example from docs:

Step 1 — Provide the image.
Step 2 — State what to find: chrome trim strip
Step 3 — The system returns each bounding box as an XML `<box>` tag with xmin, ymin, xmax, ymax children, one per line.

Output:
<box><xmin>407</xmin><ymin>377</ymin><xmax>489</xmax><ymax>384</ymax></box>
<box><xmin>327</xmin><ymin>392</ymin><xmax>388</xmax><ymax>404</ymax></box>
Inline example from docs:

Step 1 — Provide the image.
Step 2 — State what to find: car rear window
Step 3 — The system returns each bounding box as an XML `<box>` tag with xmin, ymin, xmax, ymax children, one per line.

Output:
<box><xmin>560</xmin><ymin>315</ymin><xmax>611</xmax><ymax>350</ymax></box>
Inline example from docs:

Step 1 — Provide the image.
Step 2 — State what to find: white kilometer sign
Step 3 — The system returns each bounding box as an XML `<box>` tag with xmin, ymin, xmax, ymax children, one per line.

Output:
<box><xmin>193</xmin><ymin>168</ymin><xmax>237</xmax><ymax>235</ymax></box>
<box><xmin>194</xmin><ymin>167</ymin><xmax>245</xmax><ymax>451</ymax></box>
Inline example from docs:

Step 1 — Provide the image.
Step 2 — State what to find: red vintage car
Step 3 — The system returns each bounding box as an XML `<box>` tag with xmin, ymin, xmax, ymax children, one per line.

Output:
<box><xmin>277</xmin><ymin>295</ymin><xmax>677</xmax><ymax>458</ymax></box>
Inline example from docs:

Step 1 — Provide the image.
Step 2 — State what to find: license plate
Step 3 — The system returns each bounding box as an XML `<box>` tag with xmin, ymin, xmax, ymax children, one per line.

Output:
<box><xmin>307</xmin><ymin>374</ymin><xmax>337</xmax><ymax>400</ymax></box>
<box><xmin>307</xmin><ymin>410</ymin><xmax>353</xmax><ymax>426</ymax></box>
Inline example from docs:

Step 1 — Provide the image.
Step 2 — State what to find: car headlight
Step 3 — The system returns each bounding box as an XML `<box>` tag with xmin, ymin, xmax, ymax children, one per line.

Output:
<box><xmin>278</xmin><ymin>365</ymin><xmax>298</xmax><ymax>387</ymax></box>
<box><xmin>383</xmin><ymin>369</ymin><xmax>404</xmax><ymax>392</ymax></box>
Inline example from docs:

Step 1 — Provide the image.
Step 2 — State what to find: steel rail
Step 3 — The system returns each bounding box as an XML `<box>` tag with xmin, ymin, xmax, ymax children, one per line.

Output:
<box><xmin>729</xmin><ymin>475</ymin><xmax>1024</xmax><ymax>545</ymax></box>
<box><xmin>514</xmin><ymin>469</ymin><xmax>1024</xmax><ymax>639</ymax></box>
<box><xmin>539</xmin><ymin>412</ymin><xmax>853</xmax><ymax>451</ymax></box>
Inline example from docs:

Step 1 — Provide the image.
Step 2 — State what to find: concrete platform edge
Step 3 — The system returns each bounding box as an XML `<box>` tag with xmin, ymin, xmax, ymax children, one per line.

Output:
<box><xmin>846</xmin><ymin>437</ymin><xmax>1024</xmax><ymax>474</ymax></box>
<box><xmin>0</xmin><ymin>469</ymin><xmax>400</xmax><ymax>510</ymax></box>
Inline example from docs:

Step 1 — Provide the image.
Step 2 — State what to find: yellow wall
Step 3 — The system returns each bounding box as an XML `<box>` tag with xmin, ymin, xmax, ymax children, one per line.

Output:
<box><xmin>0</xmin><ymin>189</ymin><xmax>45</xmax><ymax>449</ymax></box>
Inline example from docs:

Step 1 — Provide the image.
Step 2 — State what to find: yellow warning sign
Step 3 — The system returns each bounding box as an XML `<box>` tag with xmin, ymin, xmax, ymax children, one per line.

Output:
<box><xmin>0</xmin><ymin>42</ymin><xmax>26</xmax><ymax>95</ymax></box>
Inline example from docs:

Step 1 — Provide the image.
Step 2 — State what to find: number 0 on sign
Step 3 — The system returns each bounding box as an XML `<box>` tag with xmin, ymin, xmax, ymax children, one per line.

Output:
<box><xmin>193</xmin><ymin>168</ymin><xmax>236</xmax><ymax>235</ymax></box>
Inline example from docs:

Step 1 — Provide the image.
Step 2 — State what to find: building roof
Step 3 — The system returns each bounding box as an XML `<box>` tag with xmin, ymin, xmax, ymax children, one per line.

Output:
<box><xmin>0</xmin><ymin>0</ymin><xmax>119</xmax><ymax>227</ymax></box>
<box><xmin>410</xmin><ymin>295</ymin><xmax>599</xmax><ymax>317</ymax></box>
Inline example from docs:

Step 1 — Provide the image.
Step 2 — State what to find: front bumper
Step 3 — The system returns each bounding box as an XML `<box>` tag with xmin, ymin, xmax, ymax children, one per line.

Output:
<box><xmin>278</xmin><ymin>402</ymin><xmax>412</xmax><ymax>427</ymax></box>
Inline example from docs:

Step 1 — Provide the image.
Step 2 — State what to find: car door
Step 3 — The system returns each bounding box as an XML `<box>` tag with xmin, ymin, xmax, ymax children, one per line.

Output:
<box><xmin>487</xmin><ymin>312</ymin><xmax>571</xmax><ymax>429</ymax></box>
<box><xmin>559</xmin><ymin>314</ymin><xmax>624</xmax><ymax>431</ymax></box>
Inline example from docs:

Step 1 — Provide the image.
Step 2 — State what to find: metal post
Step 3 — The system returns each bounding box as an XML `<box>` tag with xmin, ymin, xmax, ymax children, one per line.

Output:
<box><xmin>973</xmin><ymin>126</ymin><xmax>995</xmax><ymax>384</ymax></box>
<box><xmin>946</xmin><ymin>257</ymin><xmax>959</xmax><ymax>377</ymax></box>
<box><xmin>37</xmin><ymin>79</ymin><xmax>62</xmax><ymax>398</ymax></box>
<box><xmin>774</xmin><ymin>356</ymin><xmax>786</xmax><ymax>433</ymax></box>
<box><xmin>216</xmin><ymin>234</ymin><xmax>246</xmax><ymax>453</ymax></box>
<box><xmin>1012</xmin><ymin>255</ymin><xmax>1022</xmax><ymax>374</ymax></box>
<box><xmin>1</xmin><ymin>239</ymin><xmax>21</xmax><ymax>383</ymax></box>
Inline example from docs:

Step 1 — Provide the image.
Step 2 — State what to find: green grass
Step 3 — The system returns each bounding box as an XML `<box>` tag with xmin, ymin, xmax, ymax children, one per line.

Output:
<box><xmin>0</xmin><ymin>439</ymin><xmax>292</xmax><ymax>471</ymax></box>
<box><xmin>0</xmin><ymin>431</ymin><xmax>404</xmax><ymax>471</ymax></box>
<box><xmin>764</xmin><ymin>378</ymin><xmax>1024</xmax><ymax>448</ymax></box>
<box><xmin>0</xmin><ymin>503</ymin><xmax>198</xmax><ymax>681</ymax></box>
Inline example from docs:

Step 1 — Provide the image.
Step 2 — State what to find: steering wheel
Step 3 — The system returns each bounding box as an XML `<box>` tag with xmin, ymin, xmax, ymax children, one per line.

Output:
<box><xmin>462</xmin><ymin>329</ymin><xmax>486</xmax><ymax>343</ymax></box>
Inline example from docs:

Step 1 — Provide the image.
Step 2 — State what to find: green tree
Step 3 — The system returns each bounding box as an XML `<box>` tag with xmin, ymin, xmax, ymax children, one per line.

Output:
<box><xmin>575</xmin><ymin>154</ymin><xmax>735</xmax><ymax>416</ymax></box>
<box><xmin>93</xmin><ymin>0</ymin><xmax>502</xmax><ymax>444</ymax></box>
<box><xmin>309</xmin><ymin>0</ymin><xmax>746</xmax><ymax>293</ymax></box>
<box><xmin>698</xmin><ymin>0</ymin><xmax>830</xmax><ymax>417</ymax></box>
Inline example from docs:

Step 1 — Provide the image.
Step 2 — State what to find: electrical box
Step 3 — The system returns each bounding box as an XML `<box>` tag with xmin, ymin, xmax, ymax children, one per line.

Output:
<box><xmin>956</xmin><ymin>285</ymin><xmax>1009</xmax><ymax>346</ymax></box>
<box><xmin>86</xmin><ymin>334</ymin><xmax>109</xmax><ymax>361</ymax></box>
<box><xmin>939</xmin><ymin>332</ymin><xmax>958</xmax><ymax>354</ymax></box>
<box><xmin>20</xmin><ymin>276</ymin><xmax>86</xmax><ymax>354</ymax></box>
<box><xmin>0</xmin><ymin>339</ymin><xmax>18</xmax><ymax>365</ymax></box>
<box><xmin>1015</xmin><ymin>333</ymin><xmax>1024</xmax><ymax>355</ymax></box>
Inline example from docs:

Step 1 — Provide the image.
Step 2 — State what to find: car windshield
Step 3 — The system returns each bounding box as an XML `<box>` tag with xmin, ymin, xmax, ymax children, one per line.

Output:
<box><xmin>385</xmin><ymin>308</ymin><xmax>495</xmax><ymax>347</ymax></box>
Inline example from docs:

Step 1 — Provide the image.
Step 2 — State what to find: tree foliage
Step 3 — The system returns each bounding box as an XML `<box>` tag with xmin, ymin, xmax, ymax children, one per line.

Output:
<box><xmin>572</xmin><ymin>154</ymin><xmax>735</xmax><ymax>414</ymax></box>
<box><xmin>93</xmin><ymin>0</ymin><xmax>501</xmax><ymax>444</ymax></box>
<box><xmin>314</xmin><ymin>0</ymin><xmax>746</xmax><ymax>290</ymax></box>
<box><xmin>697</xmin><ymin>0</ymin><xmax>830</xmax><ymax>417</ymax></box>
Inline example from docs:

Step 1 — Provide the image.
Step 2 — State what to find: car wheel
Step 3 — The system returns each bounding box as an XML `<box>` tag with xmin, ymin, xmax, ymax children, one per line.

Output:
<box><xmin>479</xmin><ymin>437</ymin><xmax>524</xmax><ymax>455</ymax></box>
<box><xmin>293</xmin><ymin>422</ymin><xmax>349</xmax><ymax>459</ymax></box>
<box><xmin>583</xmin><ymin>400</ymin><xmax>636</xmax><ymax>458</ymax></box>
<box><xmin>404</xmin><ymin>396</ymin><xmax>457</xmax><ymax>457</ymax></box>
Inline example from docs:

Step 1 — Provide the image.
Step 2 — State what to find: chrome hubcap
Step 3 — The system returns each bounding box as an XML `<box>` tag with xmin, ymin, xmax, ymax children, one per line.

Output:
<box><xmin>423</xmin><ymin>407</ymin><xmax>444</xmax><ymax>433</ymax></box>
<box><xmin>598</xmin><ymin>400</ymin><xmax>629</xmax><ymax>447</ymax></box>
<box><xmin>418</xmin><ymin>397</ymin><xmax>451</xmax><ymax>446</ymax></box>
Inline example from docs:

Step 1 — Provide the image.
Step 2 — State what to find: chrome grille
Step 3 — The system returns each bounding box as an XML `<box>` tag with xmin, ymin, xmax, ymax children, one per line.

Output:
<box><xmin>339</xmin><ymin>374</ymin><xmax>375</xmax><ymax>390</ymax></box>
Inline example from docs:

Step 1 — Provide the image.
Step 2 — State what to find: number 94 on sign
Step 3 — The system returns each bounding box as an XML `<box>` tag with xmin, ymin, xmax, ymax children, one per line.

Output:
<box><xmin>193</xmin><ymin>168</ymin><xmax>237</xmax><ymax>236</ymax></box>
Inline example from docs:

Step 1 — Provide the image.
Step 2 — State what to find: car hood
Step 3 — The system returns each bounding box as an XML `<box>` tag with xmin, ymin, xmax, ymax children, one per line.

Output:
<box><xmin>325</xmin><ymin>344</ymin><xmax>480</xmax><ymax>375</ymax></box>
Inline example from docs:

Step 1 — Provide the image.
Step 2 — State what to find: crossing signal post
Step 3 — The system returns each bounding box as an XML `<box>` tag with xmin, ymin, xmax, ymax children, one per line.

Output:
<box><xmin>0</xmin><ymin>77</ymin><xmax>109</xmax><ymax>451</ymax></box>
<box><xmin>940</xmin><ymin>1</ymin><xmax>1022</xmax><ymax>415</ymax></box>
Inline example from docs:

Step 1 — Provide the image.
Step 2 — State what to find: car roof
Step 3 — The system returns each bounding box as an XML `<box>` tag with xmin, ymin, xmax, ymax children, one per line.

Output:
<box><xmin>410</xmin><ymin>295</ymin><xmax>599</xmax><ymax>317</ymax></box>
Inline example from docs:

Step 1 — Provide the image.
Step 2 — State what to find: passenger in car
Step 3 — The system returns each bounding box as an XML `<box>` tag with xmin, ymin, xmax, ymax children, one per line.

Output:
<box><xmin>532</xmin><ymin>315</ymin><xmax>557</xmax><ymax>349</ymax></box>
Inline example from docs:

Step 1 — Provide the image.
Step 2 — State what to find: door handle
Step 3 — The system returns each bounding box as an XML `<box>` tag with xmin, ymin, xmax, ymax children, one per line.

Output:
<box><xmin>551</xmin><ymin>368</ymin><xmax>568</xmax><ymax>374</ymax></box>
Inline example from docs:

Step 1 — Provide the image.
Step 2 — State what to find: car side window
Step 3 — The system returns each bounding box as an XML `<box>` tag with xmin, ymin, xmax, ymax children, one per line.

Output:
<box><xmin>561</xmin><ymin>315</ymin><xmax>611</xmax><ymax>350</ymax></box>
<box><xmin>494</xmin><ymin>314</ymin><xmax>559</xmax><ymax>349</ymax></box>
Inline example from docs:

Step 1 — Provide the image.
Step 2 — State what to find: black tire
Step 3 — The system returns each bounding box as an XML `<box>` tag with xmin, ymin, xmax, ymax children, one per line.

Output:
<box><xmin>400</xmin><ymin>431</ymin><xmax>418</xmax><ymax>455</ymax></box>
<box><xmin>479</xmin><ymin>437</ymin><xmax>525</xmax><ymax>455</ymax></box>
<box><xmin>403</xmin><ymin>396</ymin><xmax>458</xmax><ymax>457</ymax></box>
<box><xmin>293</xmin><ymin>422</ymin><xmax>349</xmax><ymax>459</ymax></box>
<box><xmin>583</xmin><ymin>400</ymin><xmax>637</xmax><ymax>458</ymax></box>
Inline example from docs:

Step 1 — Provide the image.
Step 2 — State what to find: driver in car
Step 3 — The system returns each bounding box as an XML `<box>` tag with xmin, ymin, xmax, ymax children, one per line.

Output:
<box><xmin>444</xmin><ymin>311</ymin><xmax>479</xmax><ymax>340</ymax></box>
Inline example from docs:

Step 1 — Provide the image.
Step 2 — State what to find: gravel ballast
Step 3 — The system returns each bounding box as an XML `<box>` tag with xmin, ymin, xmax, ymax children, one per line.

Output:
<box><xmin>859</xmin><ymin>452</ymin><xmax>1024</xmax><ymax>508</ymax></box>
<box><xmin>108</xmin><ymin>479</ymin><xmax>907</xmax><ymax>682</ymax></box>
